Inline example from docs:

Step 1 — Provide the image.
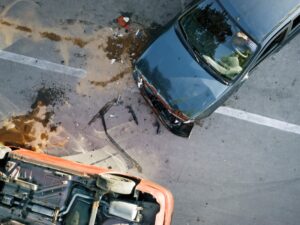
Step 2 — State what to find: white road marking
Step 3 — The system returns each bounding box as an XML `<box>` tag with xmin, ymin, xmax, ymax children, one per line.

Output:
<box><xmin>215</xmin><ymin>106</ymin><xmax>300</xmax><ymax>135</ymax></box>
<box><xmin>0</xmin><ymin>50</ymin><xmax>86</xmax><ymax>78</ymax></box>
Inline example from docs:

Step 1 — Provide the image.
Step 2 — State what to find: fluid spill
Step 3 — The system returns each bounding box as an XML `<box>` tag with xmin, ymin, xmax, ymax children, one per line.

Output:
<box><xmin>0</xmin><ymin>19</ymin><xmax>90</xmax><ymax>48</ymax></box>
<box><xmin>89</xmin><ymin>67</ymin><xmax>132</xmax><ymax>87</ymax></box>
<box><xmin>0</xmin><ymin>103</ymin><xmax>54</xmax><ymax>151</ymax></box>
<box><xmin>104</xmin><ymin>31</ymin><xmax>150</xmax><ymax>62</ymax></box>
<box><xmin>0</xmin><ymin>86</ymin><xmax>67</xmax><ymax>151</ymax></box>
<box><xmin>16</xmin><ymin>25</ymin><xmax>32</xmax><ymax>32</ymax></box>
<box><xmin>31</xmin><ymin>86</ymin><xmax>67</xmax><ymax>109</ymax></box>
<box><xmin>40</xmin><ymin>32</ymin><xmax>61</xmax><ymax>41</ymax></box>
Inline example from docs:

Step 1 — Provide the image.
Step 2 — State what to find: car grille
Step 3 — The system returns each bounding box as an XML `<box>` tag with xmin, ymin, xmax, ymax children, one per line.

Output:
<box><xmin>141</xmin><ymin>81</ymin><xmax>178</xmax><ymax>127</ymax></box>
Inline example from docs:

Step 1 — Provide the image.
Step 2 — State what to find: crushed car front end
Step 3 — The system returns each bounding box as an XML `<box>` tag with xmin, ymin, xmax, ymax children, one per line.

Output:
<box><xmin>133</xmin><ymin>68</ymin><xmax>194</xmax><ymax>138</ymax></box>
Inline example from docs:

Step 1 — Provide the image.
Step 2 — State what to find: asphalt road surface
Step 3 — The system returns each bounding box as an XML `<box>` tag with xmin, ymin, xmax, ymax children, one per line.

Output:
<box><xmin>0</xmin><ymin>1</ymin><xmax>299</xmax><ymax>225</ymax></box>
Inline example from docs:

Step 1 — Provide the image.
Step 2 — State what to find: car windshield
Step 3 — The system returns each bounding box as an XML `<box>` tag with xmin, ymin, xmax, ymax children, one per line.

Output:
<box><xmin>179</xmin><ymin>0</ymin><xmax>257</xmax><ymax>81</ymax></box>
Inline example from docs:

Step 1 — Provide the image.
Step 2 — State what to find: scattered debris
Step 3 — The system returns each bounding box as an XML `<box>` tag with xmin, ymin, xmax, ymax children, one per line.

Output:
<box><xmin>154</xmin><ymin>120</ymin><xmax>161</xmax><ymax>134</ymax></box>
<box><xmin>126</xmin><ymin>105</ymin><xmax>138</xmax><ymax>125</ymax></box>
<box><xmin>88</xmin><ymin>97</ymin><xmax>142</xmax><ymax>172</ymax></box>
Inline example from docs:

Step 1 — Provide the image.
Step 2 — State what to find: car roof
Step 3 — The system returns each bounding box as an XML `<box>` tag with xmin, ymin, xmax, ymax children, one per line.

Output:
<box><xmin>219</xmin><ymin>0</ymin><xmax>300</xmax><ymax>42</ymax></box>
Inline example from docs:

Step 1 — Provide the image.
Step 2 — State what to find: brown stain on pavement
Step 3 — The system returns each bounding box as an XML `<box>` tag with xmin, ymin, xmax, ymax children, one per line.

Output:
<box><xmin>0</xmin><ymin>19</ymin><xmax>90</xmax><ymax>48</ymax></box>
<box><xmin>89</xmin><ymin>67</ymin><xmax>132</xmax><ymax>87</ymax></box>
<box><xmin>104</xmin><ymin>32</ymin><xmax>150</xmax><ymax>62</ymax></box>
<box><xmin>0</xmin><ymin>86</ymin><xmax>66</xmax><ymax>151</ymax></box>
<box><xmin>16</xmin><ymin>25</ymin><xmax>32</xmax><ymax>33</ymax></box>
<box><xmin>0</xmin><ymin>20</ymin><xmax>12</xmax><ymax>26</ymax></box>
<box><xmin>0</xmin><ymin>103</ymin><xmax>53</xmax><ymax>151</ymax></box>
<box><xmin>40</xmin><ymin>31</ymin><xmax>62</xmax><ymax>41</ymax></box>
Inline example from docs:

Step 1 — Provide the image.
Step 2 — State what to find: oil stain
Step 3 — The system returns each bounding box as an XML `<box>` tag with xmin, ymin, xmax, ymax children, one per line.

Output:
<box><xmin>103</xmin><ymin>21</ymin><xmax>164</xmax><ymax>62</ymax></box>
<box><xmin>0</xmin><ymin>19</ymin><xmax>90</xmax><ymax>48</ymax></box>
<box><xmin>40</xmin><ymin>32</ymin><xmax>61</xmax><ymax>41</ymax></box>
<box><xmin>0</xmin><ymin>86</ymin><xmax>66</xmax><ymax>151</ymax></box>
<box><xmin>16</xmin><ymin>25</ymin><xmax>32</xmax><ymax>33</ymax></box>
<box><xmin>89</xmin><ymin>67</ymin><xmax>132</xmax><ymax>87</ymax></box>
<box><xmin>31</xmin><ymin>86</ymin><xmax>67</xmax><ymax>109</ymax></box>
<box><xmin>0</xmin><ymin>103</ymin><xmax>53</xmax><ymax>151</ymax></box>
<box><xmin>104</xmin><ymin>32</ymin><xmax>149</xmax><ymax>62</ymax></box>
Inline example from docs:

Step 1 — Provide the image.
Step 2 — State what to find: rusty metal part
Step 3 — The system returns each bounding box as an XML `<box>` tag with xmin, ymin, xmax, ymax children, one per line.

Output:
<box><xmin>142</xmin><ymin>78</ymin><xmax>190</xmax><ymax>122</ymax></box>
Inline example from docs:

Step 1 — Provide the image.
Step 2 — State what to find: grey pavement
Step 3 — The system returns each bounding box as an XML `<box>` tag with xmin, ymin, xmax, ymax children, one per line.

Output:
<box><xmin>0</xmin><ymin>1</ymin><xmax>299</xmax><ymax>225</ymax></box>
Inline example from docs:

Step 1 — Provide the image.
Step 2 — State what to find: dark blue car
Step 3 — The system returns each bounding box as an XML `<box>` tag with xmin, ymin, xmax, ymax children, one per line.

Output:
<box><xmin>134</xmin><ymin>0</ymin><xmax>300</xmax><ymax>137</ymax></box>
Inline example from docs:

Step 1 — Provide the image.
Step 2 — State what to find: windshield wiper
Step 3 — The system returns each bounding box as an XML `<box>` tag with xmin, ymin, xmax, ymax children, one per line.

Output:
<box><xmin>191</xmin><ymin>46</ymin><xmax>202</xmax><ymax>63</ymax></box>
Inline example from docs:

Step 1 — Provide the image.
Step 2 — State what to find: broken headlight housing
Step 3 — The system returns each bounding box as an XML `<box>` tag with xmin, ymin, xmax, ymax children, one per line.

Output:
<box><xmin>133</xmin><ymin>67</ymin><xmax>194</xmax><ymax>137</ymax></box>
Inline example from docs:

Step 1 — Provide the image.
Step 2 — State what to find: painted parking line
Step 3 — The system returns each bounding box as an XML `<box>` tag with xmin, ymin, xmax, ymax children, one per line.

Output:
<box><xmin>0</xmin><ymin>50</ymin><xmax>86</xmax><ymax>78</ymax></box>
<box><xmin>216</xmin><ymin>106</ymin><xmax>300</xmax><ymax>135</ymax></box>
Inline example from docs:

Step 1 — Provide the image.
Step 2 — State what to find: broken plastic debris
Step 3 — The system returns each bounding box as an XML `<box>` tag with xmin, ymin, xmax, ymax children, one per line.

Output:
<box><xmin>88</xmin><ymin>97</ymin><xmax>142</xmax><ymax>172</ymax></box>
<box><xmin>111</xmin><ymin>59</ymin><xmax>116</xmax><ymax>64</ymax></box>
<box><xmin>116</xmin><ymin>16</ymin><xmax>130</xmax><ymax>30</ymax></box>
<box><xmin>135</xmin><ymin>29</ymin><xmax>140</xmax><ymax>36</ymax></box>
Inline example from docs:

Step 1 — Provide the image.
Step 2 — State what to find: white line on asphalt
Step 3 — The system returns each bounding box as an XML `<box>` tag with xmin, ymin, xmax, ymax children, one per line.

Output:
<box><xmin>0</xmin><ymin>50</ymin><xmax>86</xmax><ymax>78</ymax></box>
<box><xmin>215</xmin><ymin>106</ymin><xmax>300</xmax><ymax>135</ymax></box>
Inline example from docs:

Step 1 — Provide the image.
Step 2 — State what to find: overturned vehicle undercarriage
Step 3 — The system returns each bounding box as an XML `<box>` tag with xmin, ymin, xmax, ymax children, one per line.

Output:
<box><xmin>0</xmin><ymin>146</ymin><xmax>173</xmax><ymax>225</ymax></box>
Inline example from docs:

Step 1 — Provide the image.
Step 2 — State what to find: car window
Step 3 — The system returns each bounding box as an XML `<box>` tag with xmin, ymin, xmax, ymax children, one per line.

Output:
<box><xmin>292</xmin><ymin>14</ymin><xmax>300</xmax><ymax>30</ymax></box>
<box><xmin>259</xmin><ymin>28</ymin><xmax>288</xmax><ymax>60</ymax></box>
<box><xmin>179</xmin><ymin>0</ymin><xmax>257</xmax><ymax>81</ymax></box>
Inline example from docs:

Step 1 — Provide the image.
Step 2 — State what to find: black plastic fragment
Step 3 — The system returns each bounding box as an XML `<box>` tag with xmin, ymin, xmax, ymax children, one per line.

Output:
<box><xmin>88</xmin><ymin>97</ymin><xmax>142</xmax><ymax>172</ymax></box>
<box><xmin>126</xmin><ymin>105</ymin><xmax>138</xmax><ymax>125</ymax></box>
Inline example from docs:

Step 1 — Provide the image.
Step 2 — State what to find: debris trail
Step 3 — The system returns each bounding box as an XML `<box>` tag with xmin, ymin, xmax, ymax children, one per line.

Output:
<box><xmin>88</xmin><ymin>97</ymin><xmax>142</xmax><ymax>172</ymax></box>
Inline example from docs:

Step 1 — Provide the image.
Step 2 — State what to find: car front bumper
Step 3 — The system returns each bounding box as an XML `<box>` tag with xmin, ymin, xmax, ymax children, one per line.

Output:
<box><xmin>133</xmin><ymin>68</ymin><xmax>194</xmax><ymax>138</ymax></box>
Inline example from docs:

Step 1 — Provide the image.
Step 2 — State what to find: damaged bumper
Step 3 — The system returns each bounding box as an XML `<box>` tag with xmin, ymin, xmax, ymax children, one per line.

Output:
<box><xmin>133</xmin><ymin>68</ymin><xmax>194</xmax><ymax>138</ymax></box>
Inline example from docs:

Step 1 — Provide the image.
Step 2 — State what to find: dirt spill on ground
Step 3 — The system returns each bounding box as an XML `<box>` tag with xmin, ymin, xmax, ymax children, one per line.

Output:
<box><xmin>0</xmin><ymin>86</ymin><xmax>68</xmax><ymax>151</ymax></box>
<box><xmin>89</xmin><ymin>67</ymin><xmax>132</xmax><ymax>87</ymax></box>
<box><xmin>31</xmin><ymin>86</ymin><xmax>67</xmax><ymax>109</ymax></box>
<box><xmin>104</xmin><ymin>32</ymin><xmax>149</xmax><ymax>62</ymax></box>
<box><xmin>86</xmin><ymin>23</ymin><xmax>157</xmax><ymax>89</ymax></box>
<box><xmin>0</xmin><ymin>19</ymin><xmax>91</xmax><ymax>48</ymax></box>
<box><xmin>0</xmin><ymin>1</ymin><xmax>161</xmax><ymax>92</ymax></box>
<box><xmin>15</xmin><ymin>25</ymin><xmax>32</xmax><ymax>32</ymax></box>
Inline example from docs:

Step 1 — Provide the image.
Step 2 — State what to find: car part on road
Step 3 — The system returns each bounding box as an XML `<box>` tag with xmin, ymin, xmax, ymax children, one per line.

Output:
<box><xmin>0</xmin><ymin>147</ymin><xmax>174</xmax><ymax>224</ymax></box>
<box><xmin>126</xmin><ymin>105</ymin><xmax>139</xmax><ymax>125</ymax></box>
<box><xmin>153</xmin><ymin>121</ymin><xmax>161</xmax><ymax>135</ymax></box>
<box><xmin>88</xmin><ymin>97</ymin><xmax>142</xmax><ymax>172</ymax></box>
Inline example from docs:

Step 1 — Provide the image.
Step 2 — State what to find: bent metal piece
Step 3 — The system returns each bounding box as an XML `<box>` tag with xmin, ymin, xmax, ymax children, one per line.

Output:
<box><xmin>88</xmin><ymin>97</ymin><xmax>142</xmax><ymax>172</ymax></box>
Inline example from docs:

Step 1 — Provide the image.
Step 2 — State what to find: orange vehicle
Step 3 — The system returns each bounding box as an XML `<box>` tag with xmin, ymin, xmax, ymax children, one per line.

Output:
<box><xmin>0</xmin><ymin>146</ymin><xmax>174</xmax><ymax>225</ymax></box>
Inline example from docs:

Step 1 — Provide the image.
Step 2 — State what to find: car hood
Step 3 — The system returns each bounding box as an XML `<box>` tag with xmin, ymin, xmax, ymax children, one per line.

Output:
<box><xmin>136</xmin><ymin>26</ymin><xmax>229</xmax><ymax>119</ymax></box>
